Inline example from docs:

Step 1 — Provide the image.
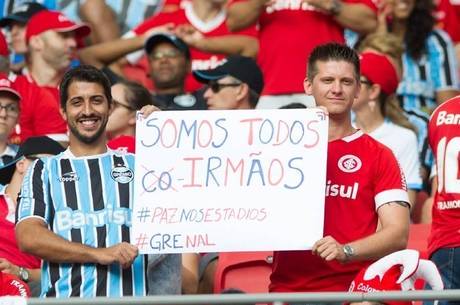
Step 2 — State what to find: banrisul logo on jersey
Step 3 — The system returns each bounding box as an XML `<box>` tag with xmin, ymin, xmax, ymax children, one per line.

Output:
<box><xmin>338</xmin><ymin>154</ymin><xmax>362</xmax><ymax>173</ymax></box>
<box><xmin>111</xmin><ymin>166</ymin><xmax>134</xmax><ymax>183</ymax></box>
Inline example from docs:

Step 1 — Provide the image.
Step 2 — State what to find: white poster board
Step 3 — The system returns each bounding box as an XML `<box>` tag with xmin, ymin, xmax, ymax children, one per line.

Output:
<box><xmin>132</xmin><ymin>109</ymin><xmax>328</xmax><ymax>254</ymax></box>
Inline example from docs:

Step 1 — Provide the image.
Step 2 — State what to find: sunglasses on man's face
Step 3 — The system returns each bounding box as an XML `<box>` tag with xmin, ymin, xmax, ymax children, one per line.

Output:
<box><xmin>208</xmin><ymin>81</ymin><xmax>242</xmax><ymax>93</ymax></box>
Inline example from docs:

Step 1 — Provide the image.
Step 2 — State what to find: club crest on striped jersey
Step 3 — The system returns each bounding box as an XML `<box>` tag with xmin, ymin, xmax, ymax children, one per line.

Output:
<box><xmin>111</xmin><ymin>165</ymin><xmax>134</xmax><ymax>183</ymax></box>
<box><xmin>338</xmin><ymin>154</ymin><xmax>362</xmax><ymax>173</ymax></box>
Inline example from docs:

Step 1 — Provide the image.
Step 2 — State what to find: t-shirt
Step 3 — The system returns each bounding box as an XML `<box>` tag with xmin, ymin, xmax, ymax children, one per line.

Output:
<box><xmin>9</xmin><ymin>74</ymin><xmax>67</xmax><ymax>143</ymax></box>
<box><xmin>16</xmin><ymin>149</ymin><xmax>147</xmax><ymax>297</ymax></box>
<box><xmin>126</xmin><ymin>1</ymin><xmax>257</xmax><ymax>92</ymax></box>
<box><xmin>0</xmin><ymin>272</ymin><xmax>30</xmax><ymax>297</ymax></box>
<box><xmin>0</xmin><ymin>188</ymin><xmax>40</xmax><ymax>269</ymax></box>
<box><xmin>228</xmin><ymin>0</ymin><xmax>377</xmax><ymax>96</ymax></box>
<box><xmin>427</xmin><ymin>96</ymin><xmax>460</xmax><ymax>256</ymax></box>
<box><xmin>434</xmin><ymin>0</ymin><xmax>460</xmax><ymax>43</ymax></box>
<box><xmin>369</xmin><ymin>121</ymin><xmax>422</xmax><ymax>190</ymax></box>
<box><xmin>270</xmin><ymin>131</ymin><xmax>409</xmax><ymax>292</ymax></box>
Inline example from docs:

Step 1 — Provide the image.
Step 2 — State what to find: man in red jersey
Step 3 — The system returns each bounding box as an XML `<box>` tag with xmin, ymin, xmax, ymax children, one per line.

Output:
<box><xmin>227</xmin><ymin>0</ymin><xmax>378</xmax><ymax>109</ymax></box>
<box><xmin>269</xmin><ymin>43</ymin><xmax>410</xmax><ymax>294</ymax></box>
<box><xmin>427</xmin><ymin>95</ymin><xmax>460</xmax><ymax>304</ymax></box>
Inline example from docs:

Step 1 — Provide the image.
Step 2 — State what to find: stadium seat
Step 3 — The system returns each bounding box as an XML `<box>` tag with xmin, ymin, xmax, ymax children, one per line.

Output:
<box><xmin>407</xmin><ymin>223</ymin><xmax>431</xmax><ymax>259</ymax></box>
<box><xmin>214</xmin><ymin>251</ymin><xmax>273</xmax><ymax>293</ymax></box>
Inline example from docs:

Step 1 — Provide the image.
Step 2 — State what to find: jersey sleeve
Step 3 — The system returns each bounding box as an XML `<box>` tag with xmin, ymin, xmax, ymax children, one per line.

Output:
<box><xmin>16</xmin><ymin>159</ymin><xmax>50</xmax><ymax>224</ymax></box>
<box><xmin>429</xmin><ymin>30</ymin><xmax>459</xmax><ymax>91</ymax></box>
<box><xmin>373</xmin><ymin>146</ymin><xmax>410</xmax><ymax>209</ymax></box>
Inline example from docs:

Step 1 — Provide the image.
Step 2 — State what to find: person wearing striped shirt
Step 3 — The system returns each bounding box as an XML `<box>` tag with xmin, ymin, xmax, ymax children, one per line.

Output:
<box><xmin>15</xmin><ymin>65</ymin><xmax>158</xmax><ymax>297</ymax></box>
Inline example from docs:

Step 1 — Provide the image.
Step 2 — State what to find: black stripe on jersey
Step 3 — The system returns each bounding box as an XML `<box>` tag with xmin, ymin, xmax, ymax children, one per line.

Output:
<box><xmin>113</xmin><ymin>155</ymin><xmax>133</xmax><ymax>296</ymax></box>
<box><xmin>432</xmin><ymin>31</ymin><xmax>453</xmax><ymax>86</ymax></box>
<box><xmin>46</xmin><ymin>262</ymin><xmax>61</xmax><ymax>297</ymax></box>
<box><xmin>88</xmin><ymin>158</ymin><xmax>108</xmax><ymax>296</ymax></box>
<box><xmin>60</xmin><ymin>159</ymin><xmax>82</xmax><ymax>297</ymax></box>
<box><xmin>31</xmin><ymin>160</ymin><xmax>46</xmax><ymax>218</ymax></box>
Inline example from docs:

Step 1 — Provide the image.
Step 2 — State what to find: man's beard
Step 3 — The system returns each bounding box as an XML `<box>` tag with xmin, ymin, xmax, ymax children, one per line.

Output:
<box><xmin>68</xmin><ymin>117</ymin><xmax>108</xmax><ymax>144</ymax></box>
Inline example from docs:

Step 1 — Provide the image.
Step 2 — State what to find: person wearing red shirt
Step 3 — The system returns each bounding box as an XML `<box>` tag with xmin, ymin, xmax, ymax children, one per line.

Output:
<box><xmin>227</xmin><ymin>0</ymin><xmax>378</xmax><ymax>109</ymax></box>
<box><xmin>427</xmin><ymin>96</ymin><xmax>460</xmax><ymax>304</ymax></box>
<box><xmin>270</xmin><ymin>43</ymin><xmax>410</xmax><ymax>293</ymax></box>
<box><xmin>123</xmin><ymin>0</ymin><xmax>258</xmax><ymax>92</ymax></box>
<box><xmin>0</xmin><ymin>272</ymin><xmax>30</xmax><ymax>297</ymax></box>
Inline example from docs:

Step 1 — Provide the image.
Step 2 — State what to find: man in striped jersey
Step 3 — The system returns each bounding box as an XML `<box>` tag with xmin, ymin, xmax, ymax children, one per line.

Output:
<box><xmin>15</xmin><ymin>65</ymin><xmax>157</xmax><ymax>297</ymax></box>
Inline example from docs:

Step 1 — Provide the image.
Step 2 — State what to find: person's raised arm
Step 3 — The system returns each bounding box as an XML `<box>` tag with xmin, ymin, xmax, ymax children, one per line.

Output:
<box><xmin>16</xmin><ymin>218</ymin><xmax>138</xmax><ymax>269</ymax></box>
<box><xmin>313</xmin><ymin>201</ymin><xmax>410</xmax><ymax>262</ymax></box>
<box><xmin>227</xmin><ymin>0</ymin><xmax>272</xmax><ymax>32</ymax></box>
<box><xmin>175</xmin><ymin>25</ymin><xmax>259</xmax><ymax>58</ymax></box>
<box><xmin>304</xmin><ymin>0</ymin><xmax>378</xmax><ymax>34</ymax></box>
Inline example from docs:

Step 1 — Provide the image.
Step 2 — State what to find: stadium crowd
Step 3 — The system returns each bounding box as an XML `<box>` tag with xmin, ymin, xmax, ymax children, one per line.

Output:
<box><xmin>0</xmin><ymin>0</ymin><xmax>459</xmax><ymax>304</ymax></box>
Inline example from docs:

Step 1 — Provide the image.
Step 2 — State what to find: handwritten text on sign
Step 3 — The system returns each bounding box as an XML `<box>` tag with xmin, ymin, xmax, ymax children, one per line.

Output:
<box><xmin>132</xmin><ymin>109</ymin><xmax>328</xmax><ymax>254</ymax></box>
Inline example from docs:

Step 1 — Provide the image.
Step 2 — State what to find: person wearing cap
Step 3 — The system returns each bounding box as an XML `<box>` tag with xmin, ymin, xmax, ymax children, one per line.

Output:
<box><xmin>123</xmin><ymin>0</ymin><xmax>258</xmax><ymax>93</ymax></box>
<box><xmin>353</xmin><ymin>49</ymin><xmax>422</xmax><ymax>210</ymax></box>
<box><xmin>0</xmin><ymin>136</ymin><xmax>65</xmax><ymax>296</ymax></box>
<box><xmin>0</xmin><ymin>2</ymin><xmax>46</xmax><ymax>71</ymax></box>
<box><xmin>193</xmin><ymin>55</ymin><xmax>264</xmax><ymax>110</ymax></box>
<box><xmin>24</xmin><ymin>9</ymin><xmax>91</xmax><ymax>104</ymax></box>
<box><xmin>0</xmin><ymin>74</ymin><xmax>20</xmax><ymax>166</ymax></box>
<box><xmin>15</xmin><ymin>65</ymin><xmax>163</xmax><ymax>298</ymax></box>
<box><xmin>270</xmin><ymin>43</ymin><xmax>410</xmax><ymax>294</ymax></box>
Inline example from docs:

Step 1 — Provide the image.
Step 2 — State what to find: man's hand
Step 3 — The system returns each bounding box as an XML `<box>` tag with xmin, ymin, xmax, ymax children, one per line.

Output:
<box><xmin>142</xmin><ymin>23</ymin><xmax>175</xmax><ymax>44</ymax></box>
<box><xmin>175</xmin><ymin>24</ymin><xmax>204</xmax><ymax>49</ymax></box>
<box><xmin>0</xmin><ymin>258</ymin><xmax>20</xmax><ymax>276</ymax></box>
<box><xmin>312</xmin><ymin>236</ymin><xmax>347</xmax><ymax>262</ymax></box>
<box><xmin>95</xmin><ymin>242</ymin><xmax>139</xmax><ymax>269</ymax></box>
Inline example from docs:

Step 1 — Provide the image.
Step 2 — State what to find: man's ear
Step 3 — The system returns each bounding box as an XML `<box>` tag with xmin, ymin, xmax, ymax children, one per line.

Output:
<box><xmin>59</xmin><ymin>107</ymin><xmax>67</xmax><ymax>122</ymax></box>
<box><xmin>29</xmin><ymin>35</ymin><xmax>44</xmax><ymax>51</ymax></box>
<box><xmin>303</xmin><ymin>77</ymin><xmax>313</xmax><ymax>95</ymax></box>
<box><xmin>15</xmin><ymin>159</ymin><xmax>28</xmax><ymax>175</ymax></box>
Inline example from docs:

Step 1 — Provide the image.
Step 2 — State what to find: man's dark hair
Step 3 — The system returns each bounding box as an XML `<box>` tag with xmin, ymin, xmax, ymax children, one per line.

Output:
<box><xmin>117</xmin><ymin>79</ymin><xmax>153</xmax><ymax>110</ymax></box>
<box><xmin>307</xmin><ymin>43</ymin><xmax>360</xmax><ymax>82</ymax></box>
<box><xmin>59</xmin><ymin>65</ymin><xmax>112</xmax><ymax>109</ymax></box>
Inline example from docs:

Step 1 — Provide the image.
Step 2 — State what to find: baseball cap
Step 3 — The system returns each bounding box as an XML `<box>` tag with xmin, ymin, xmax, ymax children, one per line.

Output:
<box><xmin>25</xmin><ymin>10</ymin><xmax>91</xmax><ymax>43</ymax></box>
<box><xmin>144</xmin><ymin>33</ymin><xmax>190</xmax><ymax>59</ymax></box>
<box><xmin>360</xmin><ymin>51</ymin><xmax>399</xmax><ymax>95</ymax></box>
<box><xmin>108</xmin><ymin>135</ymin><xmax>135</xmax><ymax>154</ymax></box>
<box><xmin>0</xmin><ymin>136</ymin><xmax>65</xmax><ymax>185</ymax></box>
<box><xmin>349</xmin><ymin>250</ymin><xmax>443</xmax><ymax>305</ymax></box>
<box><xmin>0</xmin><ymin>272</ymin><xmax>30</xmax><ymax>297</ymax></box>
<box><xmin>0</xmin><ymin>74</ymin><xmax>21</xmax><ymax>100</ymax></box>
<box><xmin>193</xmin><ymin>55</ymin><xmax>264</xmax><ymax>95</ymax></box>
<box><xmin>0</xmin><ymin>2</ymin><xmax>46</xmax><ymax>27</ymax></box>
<box><xmin>0</xmin><ymin>31</ymin><xmax>8</xmax><ymax>57</ymax></box>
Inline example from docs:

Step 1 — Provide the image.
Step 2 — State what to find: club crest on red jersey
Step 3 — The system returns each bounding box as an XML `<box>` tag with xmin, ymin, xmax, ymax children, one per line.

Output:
<box><xmin>338</xmin><ymin>154</ymin><xmax>362</xmax><ymax>173</ymax></box>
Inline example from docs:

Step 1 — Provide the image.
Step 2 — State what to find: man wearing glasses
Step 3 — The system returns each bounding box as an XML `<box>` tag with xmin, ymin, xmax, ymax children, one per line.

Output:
<box><xmin>193</xmin><ymin>55</ymin><xmax>264</xmax><ymax>110</ymax></box>
<box><xmin>0</xmin><ymin>76</ymin><xmax>21</xmax><ymax>166</ymax></box>
<box><xmin>145</xmin><ymin>33</ymin><xmax>207</xmax><ymax>111</ymax></box>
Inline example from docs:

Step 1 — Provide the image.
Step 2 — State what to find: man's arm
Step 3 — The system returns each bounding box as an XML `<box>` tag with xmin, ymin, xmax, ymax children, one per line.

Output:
<box><xmin>227</xmin><ymin>0</ymin><xmax>271</xmax><ymax>32</ymax></box>
<box><xmin>176</xmin><ymin>25</ymin><xmax>259</xmax><ymax>58</ymax></box>
<box><xmin>304</xmin><ymin>0</ymin><xmax>377</xmax><ymax>34</ymax></box>
<box><xmin>0</xmin><ymin>258</ymin><xmax>40</xmax><ymax>282</ymax></box>
<box><xmin>313</xmin><ymin>201</ymin><xmax>410</xmax><ymax>262</ymax></box>
<box><xmin>16</xmin><ymin>218</ymin><xmax>138</xmax><ymax>269</ymax></box>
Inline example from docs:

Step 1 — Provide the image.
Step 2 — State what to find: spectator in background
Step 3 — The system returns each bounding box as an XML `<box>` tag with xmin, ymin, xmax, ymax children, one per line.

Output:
<box><xmin>0</xmin><ymin>2</ymin><xmax>46</xmax><ymax>72</ymax></box>
<box><xmin>426</xmin><ymin>95</ymin><xmax>460</xmax><ymax>304</ymax></box>
<box><xmin>377</xmin><ymin>0</ymin><xmax>459</xmax><ymax>182</ymax></box>
<box><xmin>270</xmin><ymin>43</ymin><xmax>410</xmax><ymax>293</ymax></box>
<box><xmin>24</xmin><ymin>9</ymin><xmax>90</xmax><ymax>103</ymax></box>
<box><xmin>226</xmin><ymin>0</ymin><xmax>378</xmax><ymax>109</ymax></box>
<box><xmin>106</xmin><ymin>79</ymin><xmax>153</xmax><ymax>153</ymax></box>
<box><xmin>0</xmin><ymin>271</ymin><xmax>30</xmax><ymax>297</ymax></box>
<box><xmin>353</xmin><ymin>41</ymin><xmax>422</xmax><ymax>211</ymax></box>
<box><xmin>190</xmin><ymin>54</ymin><xmax>263</xmax><ymax>293</ymax></box>
<box><xmin>434</xmin><ymin>0</ymin><xmax>460</xmax><ymax>69</ymax></box>
<box><xmin>0</xmin><ymin>75</ymin><xmax>20</xmax><ymax>165</ymax></box>
<box><xmin>121</xmin><ymin>0</ymin><xmax>258</xmax><ymax>92</ymax></box>
<box><xmin>0</xmin><ymin>136</ymin><xmax>65</xmax><ymax>297</ymax></box>
<box><xmin>193</xmin><ymin>55</ymin><xmax>263</xmax><ymax>110</ymax></box>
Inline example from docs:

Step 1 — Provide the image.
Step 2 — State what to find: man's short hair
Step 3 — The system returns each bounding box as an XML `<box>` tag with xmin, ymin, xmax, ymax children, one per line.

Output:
<box><xmin>307</xmin><ymin>43</ymin><xmax>360</xmax><ymax>81</ymax></box>
<box><xmin>59</xmin><ymin>65</ymin><xmax>112</xmax><ymax>109</ymax></box>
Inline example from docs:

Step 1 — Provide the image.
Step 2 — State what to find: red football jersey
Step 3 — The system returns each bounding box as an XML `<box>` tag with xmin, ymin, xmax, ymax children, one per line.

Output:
<box><xmin>0</xmin><ymin>272</ymin><xmax>30</xmax><ymax>297</ymax></box>
<box><xmin>130</xmin><ymin>2</ymin><xmax>257</xmax><ymax>92</ymax></box>
<box><xmin>435</xmin><ymin>0</ymin><xmax>460</xmax><ymax>43</ymax></box>
<box><xmin>9</xmin><ymin>74</ymin><xmax>67</xmax><ymax>143</ymax></box>
<box><xmin>0</xmin><ymin>194</ymin><xmax>40</xmax><ymax>269</ymax></box>
<box><xmin>270</xmin><ymin>131</ymin><xmax>409</xmax><ymax>292</ymax></box>
<box><xmin>228</xmin><ymin>0</ymin><xmax>377</xmax><ymax>95</ymax></box>
<box><xmin>428</xmin><ymin>96</ymin><xmax>460</xmax><ymax>256</ymax></box>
